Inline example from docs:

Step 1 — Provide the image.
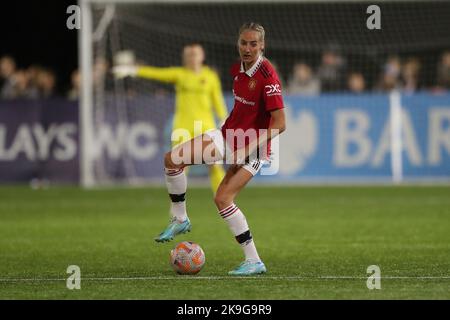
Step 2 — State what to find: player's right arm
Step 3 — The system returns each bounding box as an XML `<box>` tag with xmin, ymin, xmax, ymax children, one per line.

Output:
<box><xmin>112</xmin><ymin>65</ymin><xmax>181</xmax><ymax>84</ymax></box>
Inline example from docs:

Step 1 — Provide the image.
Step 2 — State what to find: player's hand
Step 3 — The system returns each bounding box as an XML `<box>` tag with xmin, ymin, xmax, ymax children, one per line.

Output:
<box><xmin>232</xmin><ymin>148</ymin><xmax>247</xmax><ymax>165</ymax></box>
<box><xmin>232</xmin><ymin>143</ymin><xmax>257</xmax><ymax>165</ymax></box>
<box><xmin>111</xmin><ymin>65</ymin><xmax>138</xmax><ymax>79</ymax></box>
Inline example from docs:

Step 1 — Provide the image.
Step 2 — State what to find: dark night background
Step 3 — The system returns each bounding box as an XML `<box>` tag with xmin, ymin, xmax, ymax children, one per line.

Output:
<box><xmin>1</xmin><ymin>1</ymin><xmax>78</xmax><ymax>95</ymax></box>
<box><xmin>1</xmin><ymin>1</ymin><xmax>449</xmax><ymax>95</ymax></box>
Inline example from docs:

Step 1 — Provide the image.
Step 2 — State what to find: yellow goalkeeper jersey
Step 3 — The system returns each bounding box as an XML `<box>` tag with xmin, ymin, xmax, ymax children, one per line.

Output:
<box><xmin>137</xmin><ymin>65</ymin><xmax>228</xmax><ymax>143</ymax></box>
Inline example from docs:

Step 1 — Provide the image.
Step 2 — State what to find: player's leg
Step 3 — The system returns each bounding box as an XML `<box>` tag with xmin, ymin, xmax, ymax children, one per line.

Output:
<box><xmin>156</xmin><ymin>133</ymin><xmax>221</xmax><ymax>242</ymax></box>
<box><xmin>214</xmin><ymin>162</ymin><xmax>267</xmax><ymax>275</ymax></box>
<box><xmin>208</xmin><ymin>164</ymin><xmax>225</xmax><ymax>194</ymax></box>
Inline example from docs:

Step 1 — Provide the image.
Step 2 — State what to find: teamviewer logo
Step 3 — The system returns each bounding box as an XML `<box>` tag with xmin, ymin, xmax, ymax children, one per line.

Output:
<box><xmin>265</xmin><ymin>84</ymin><xmax>281</xmax><ymax>96</ymax></box>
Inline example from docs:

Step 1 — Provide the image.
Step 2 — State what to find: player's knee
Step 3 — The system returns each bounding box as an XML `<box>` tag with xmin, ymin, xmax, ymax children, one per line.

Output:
<box><xmin>214</xmin><ymin>191</ymin><xmax>233</xmax><ymax>210</ymax></box>
<box><xmin>164</xmin><ymin>152</ymin><xmax>180</xmax><ymax>169</ymax></box>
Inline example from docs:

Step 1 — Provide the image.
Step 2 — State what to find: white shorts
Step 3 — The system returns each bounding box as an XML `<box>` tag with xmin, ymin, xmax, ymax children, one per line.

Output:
<box><xmin>204</xmin><ymin>129</ymin><xmax>271</xmax><ymax>176</ymax></box>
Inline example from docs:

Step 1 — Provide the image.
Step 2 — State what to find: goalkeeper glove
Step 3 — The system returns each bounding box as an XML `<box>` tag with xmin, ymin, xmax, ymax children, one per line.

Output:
<box><xmin>111</xmin><ymin>65</ymin><xmax>138</xmax><ymax>79</ymax></box>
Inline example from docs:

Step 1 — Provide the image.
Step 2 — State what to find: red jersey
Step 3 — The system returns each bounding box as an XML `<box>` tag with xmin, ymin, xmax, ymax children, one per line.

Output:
<box><xmin>221</xmin><ymin>56</ymin><xmax>284</xmax><ymax>155</ymax></box>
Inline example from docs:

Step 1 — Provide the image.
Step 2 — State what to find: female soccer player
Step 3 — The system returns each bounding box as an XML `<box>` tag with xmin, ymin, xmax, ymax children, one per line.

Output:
<box><xmin>113</xmin><ymin>44</ymin><xmax>228</xmax><ymax>193</ymax></box>
<box><xmin>156</xmin><ymin>22</ymin><xmax>286</xmax><ymax>276</ymax></box>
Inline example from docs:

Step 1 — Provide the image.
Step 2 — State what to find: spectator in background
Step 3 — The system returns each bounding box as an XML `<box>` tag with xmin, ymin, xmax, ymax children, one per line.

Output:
<box><xmin>12</xmin><ymin>70</ymin><xmax>39</xmax><ymax>99</ymax></box>
<box><xmin>0</xmin><ymin>55</ymin><xmax>17</xmax><ymax>98</ymax></box>
<box><xmin>0</xmin><ymin>56</ymin><xmax>40</xmax><ymax>99</ymax></box>
<box><xmin>26</xmin><ymin>65</ymin><xmax>43</xmax><ymax>96</ymax></box>
<box><xmin>317</xmin><ymin>47</ymin><xmax>347</xmax><ymax>92</ymax></box>
<box><xmin>375</xmin><ymin>55</ymin><xmax>402</xmax><ymax>92</ymax></box>
<box><xmin>37</xmin><ymin>69</ymin><xmax>56</xmax><ymax>98</ymax></box>
<box><xmin>436</xmin><ymin>51</ymin><xmax>450</xmax><ymax>90</ymax></box>
<box><xmin>347</xmin><ymin>72</ymin><xmax>366</xmax><ymax>93</ymax></box>
<box><xmin>287</xmin><ymin>62</ymin><xmax>320</xmax><ymax>95</ymax></box>
<box><xmin>67</xmin><ymin>69</ymin><xmax>80</xmax><ymax>100</ymax></box>
<box><xmin>400</xmin><ymin>57</ymin><xmax>421</xmax><ymax>93</ymax></box>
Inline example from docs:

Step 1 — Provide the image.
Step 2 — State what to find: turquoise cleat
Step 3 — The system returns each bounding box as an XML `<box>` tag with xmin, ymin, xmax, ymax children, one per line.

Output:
<box><xmin>154</xmin><ymin>217</ymin><xmax>191</xmax><ymax>243</ymax></box>
<box><xmin>228</xmin><ymin>260</ymin><xmax>267</xmax><ymax>276</ymax></box>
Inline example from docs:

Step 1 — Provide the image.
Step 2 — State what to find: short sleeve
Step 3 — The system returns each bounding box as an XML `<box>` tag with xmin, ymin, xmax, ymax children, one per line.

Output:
<box><xmin>263</xmin><ymin>74</ymin><xmax>284</xmax><ymax>112</ymax></box>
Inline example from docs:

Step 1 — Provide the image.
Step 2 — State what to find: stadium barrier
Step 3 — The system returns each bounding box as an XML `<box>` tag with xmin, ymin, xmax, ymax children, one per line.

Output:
<box><xmin>0</xmin><ymin>92</ymin><xmax>449</xmax><ymax>184</ymax></box>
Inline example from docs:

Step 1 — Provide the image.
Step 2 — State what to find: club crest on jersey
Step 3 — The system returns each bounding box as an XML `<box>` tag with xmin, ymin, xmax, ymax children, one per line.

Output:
<box><xmin>248</xmin><ymin>78</ymin><xmax>257</xmax><ymax>90</ymax></box>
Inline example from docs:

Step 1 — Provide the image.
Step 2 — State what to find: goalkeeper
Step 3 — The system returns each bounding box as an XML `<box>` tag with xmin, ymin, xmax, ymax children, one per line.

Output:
<box><xmin>113</xmin><ymin>44</ymin><xmax>228</xmax><ymax>193</ymax></box>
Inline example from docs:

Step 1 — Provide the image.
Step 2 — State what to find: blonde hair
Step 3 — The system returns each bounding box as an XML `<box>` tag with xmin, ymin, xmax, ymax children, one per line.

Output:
<box><xmin>238</xmin><ymin>22</ymin><xmax>265</xmax><ymax>42</ymax></box>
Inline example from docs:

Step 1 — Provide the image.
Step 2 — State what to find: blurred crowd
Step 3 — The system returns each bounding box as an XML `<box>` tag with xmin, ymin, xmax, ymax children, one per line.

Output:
<box><xmin>1</xmin><ymin>50</ymin><xmax>450</xmax><ymax>100</ymax></box>
<box><xmin>0</xmin><ymin>55</ymin><xmax>81</xmax><ymax>101</ymax></box>
<box><xmin>285</xmin><ymin>50</ymin><xmax>450</xmax><ymax>96</ymax></box>
<box><xmin>0</xmin><ymin>56</ymin><xmax>59</xmax><ymax>100</ymax></box>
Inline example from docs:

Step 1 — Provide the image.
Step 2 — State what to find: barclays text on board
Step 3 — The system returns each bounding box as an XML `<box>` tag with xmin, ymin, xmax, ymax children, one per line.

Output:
<box><xmin>0</xmin><ymin>93</ymin><xmax>449</xmax><ymax>183</ymax></box>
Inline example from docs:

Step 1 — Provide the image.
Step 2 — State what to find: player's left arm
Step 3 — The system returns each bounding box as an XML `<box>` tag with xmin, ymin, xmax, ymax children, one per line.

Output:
<box><xmin>235</xmin><ymin>108</ymin><xmax>285</xmax><ymax>164</ymax></box>
<box><xmin>267</xmin><ymin>108</ymin><xmax>286</xmax><ymax>138</ymax></box>
<box><xmin>250</xmin><ymin>108</ymin><xmax>286</xmax><ymax>155</ymax></box>
<box><xmin>252</xmin><ymin>74</ymin><xmax>286</xmax><ymax>152</ymax></box>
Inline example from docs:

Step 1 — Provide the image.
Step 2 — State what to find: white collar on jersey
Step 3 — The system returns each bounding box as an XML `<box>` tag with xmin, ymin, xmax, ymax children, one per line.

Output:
<box><xmin>240</xmin><ymin>55</ymin><xmax>263</xmax><ymax>77</ymax></box>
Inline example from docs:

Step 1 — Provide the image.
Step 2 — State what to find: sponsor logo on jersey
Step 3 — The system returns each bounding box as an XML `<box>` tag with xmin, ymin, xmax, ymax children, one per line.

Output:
<box><xmin>233</xmin><ymin>90</ymin><xmax>255</xmax><ymax>106</ymax></box>
<box><xmin>265</xmin><ymin>84</ymin><xmax>281</xmax><ymax>96</ymax></box>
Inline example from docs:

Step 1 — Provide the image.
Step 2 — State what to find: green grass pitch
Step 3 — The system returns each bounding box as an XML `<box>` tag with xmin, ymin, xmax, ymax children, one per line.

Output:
<box><xmin>0</xmin><ymin>185</ymin><xmax>449</xmax><ymax>299</ymax></box>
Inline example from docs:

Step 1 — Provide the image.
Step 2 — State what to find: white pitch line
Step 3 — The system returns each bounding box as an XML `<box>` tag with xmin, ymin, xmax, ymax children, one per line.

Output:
<box><xmin>1</xmin><ymin>276</ymin><xmax>450</xmax><ymax>282</ymax></box>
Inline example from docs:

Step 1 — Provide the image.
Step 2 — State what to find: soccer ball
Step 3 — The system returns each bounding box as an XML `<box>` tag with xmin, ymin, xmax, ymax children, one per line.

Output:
<box><xmin>170</xmin><ymin>241</ymin><xmax>205</xmax><ymax>275</ymax></box>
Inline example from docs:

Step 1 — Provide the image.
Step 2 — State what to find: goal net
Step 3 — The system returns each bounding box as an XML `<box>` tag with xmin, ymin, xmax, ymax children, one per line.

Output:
<box><xmin>80</xmin><ymin>0</ymin><xmax>450</xmax><ymax>186</ymax></box>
